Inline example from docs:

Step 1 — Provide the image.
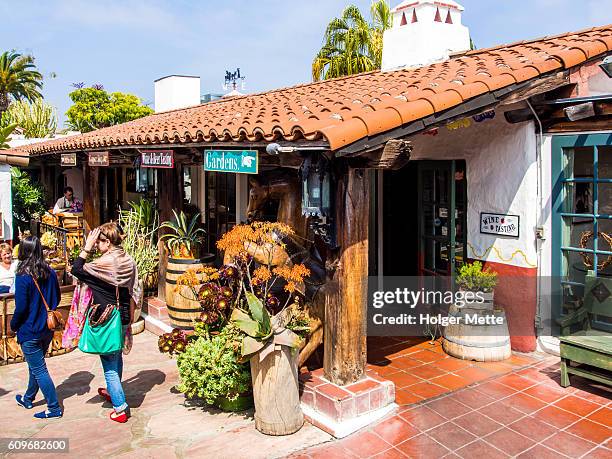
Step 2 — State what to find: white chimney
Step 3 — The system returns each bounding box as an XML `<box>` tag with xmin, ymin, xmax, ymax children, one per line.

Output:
<box><xmin>382</xmin><ymin>0</ymin><xmax>470</xmax><ymax>71</ymax></box>
<box><xmin>154</xmin><ymin>75</ymin><xmax>201</xmax><ymax>112</ymax></box>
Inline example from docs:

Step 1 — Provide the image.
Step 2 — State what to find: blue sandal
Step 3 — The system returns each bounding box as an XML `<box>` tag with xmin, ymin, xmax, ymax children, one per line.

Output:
<box><xmin>33</xmin><ymin>410</ymin><xmax>63</xmax><ymax>419</ymax></box>
<box><xmin>16</xmin><ymin>394</ymin><xmax>33</xmax><ymax>409</ymax></box>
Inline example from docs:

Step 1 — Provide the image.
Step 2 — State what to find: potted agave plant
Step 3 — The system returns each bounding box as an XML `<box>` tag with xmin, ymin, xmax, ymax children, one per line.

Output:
<box><xmin>160</xmin><ymin>210</ymin><xmax>214</xmax><ymax>330</ymax></box>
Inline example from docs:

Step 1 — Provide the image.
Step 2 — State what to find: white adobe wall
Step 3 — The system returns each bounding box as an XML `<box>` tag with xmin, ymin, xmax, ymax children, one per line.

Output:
<box><xmin>382</xmin><ymin>1</ymin><xmax>470</xmax><ymax>71</ymax></box>
<box><xmin>154</xmin><ymin>75</ymin><xmax>201</xmax><ymax>112</ymax></box>
<box><xmin>408</xmin><ymin>110</ymin><xmax>538</xmax><ymax>269</ymax></box>
<box><xmin>0</xmin><ymin>164</ymin><xmax>12</xmax><ymax>242</ymax></box>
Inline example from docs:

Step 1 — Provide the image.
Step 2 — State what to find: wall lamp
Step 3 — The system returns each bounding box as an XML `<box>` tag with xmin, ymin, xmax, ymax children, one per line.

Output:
<box><xmin>600</xmin><ymin>55</ymin><xmax>612</xmax><ymax>79</ymax></box>
<box><xmin>265</xmin><ymin>143</ymin><xmax>328</xmax><ymax>155</ymax></box>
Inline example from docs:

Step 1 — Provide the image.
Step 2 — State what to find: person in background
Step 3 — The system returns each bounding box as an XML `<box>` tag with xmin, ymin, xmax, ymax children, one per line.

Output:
<box><xmin>53</xmin><ymin>186</ymin><xmax>77</xmax><ymax>214</ymax></box>
<box><xmin>0</xmin><ymin>243</ymin><xmax>16</xmax><ymax>294</ymax></box>
<box><xmin>11</xmin><ymin>236</ymin><xmax>62</xmax><ymax>419</ymax></box>
<box><xmin>71</xmin><ymin>223</ymin><xmax>139</xmax><ymax>423</ymax></box>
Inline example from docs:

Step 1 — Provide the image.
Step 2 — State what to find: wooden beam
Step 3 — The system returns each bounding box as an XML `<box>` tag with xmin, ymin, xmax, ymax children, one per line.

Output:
<box><xmin>349</xmin><ymin>140</ymin><xmax>412</xmax><ymax>169</ymax></box>
<box><xmin>324</xmin><ymin>166</ymin><xmax>370</xmax><ymax>385</ymax></box>
<box><xmin>544</xmin><ymin>117</ymin><xmax>612</xmax><ymax>133</ymax></box>
<box><xmin>498</xmin><ymin>71</ymin><xmax>570</xmax><ymax>106</ymax></box>
<box><xmin>83</xmin><ymin>163</ymin><xmax>100</xmax><ymax>230</ymax></box>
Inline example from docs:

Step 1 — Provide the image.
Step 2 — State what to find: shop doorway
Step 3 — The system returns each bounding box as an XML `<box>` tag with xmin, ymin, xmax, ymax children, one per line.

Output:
<box><xmin>380</xmin><ymin>160</ymin><xmax>467</xmax><ymax>279</ymax></box>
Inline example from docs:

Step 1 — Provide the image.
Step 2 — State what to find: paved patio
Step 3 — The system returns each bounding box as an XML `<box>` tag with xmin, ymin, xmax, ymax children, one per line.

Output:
<box><xmin>296</xmin><ymin>353</ymin><xmax>612</xmax><ymax>458</ymax></box>
<box><xmin>1</xmin><ymin>332</ymin><xmax>610</xmax><ymax>459</ymax></box>
<box><xmin>0</xmin><ymin>331</ymin><xmax>331</xmax><ymax>459</ymax></box>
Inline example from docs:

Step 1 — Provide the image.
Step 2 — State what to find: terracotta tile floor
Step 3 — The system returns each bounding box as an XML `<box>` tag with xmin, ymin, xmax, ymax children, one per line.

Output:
<box><xmin>295</xmin><ymin>337</ymin><xmax>612</xmax><ymax>458</ymax></box>
<box><xmin>365</xmin><ymin>337</ymin><xmax>538</xmax><ymax>404</ymax></box>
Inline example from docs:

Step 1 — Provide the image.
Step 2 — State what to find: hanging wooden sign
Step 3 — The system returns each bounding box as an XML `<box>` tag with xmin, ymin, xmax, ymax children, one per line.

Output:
<box><xmin>140</xmin><ymin>150</ymin><xmax>174</xmax><ymax>168</ymax></box>
<box><xmin>204</xmin><ymin>150</ymin><xmax>258</xmax><ymax>174</ymax></box>
<box><xmin>61</xmin><ymin>153</ymin><xmax>77</xmax><ymax>167</ymax></box>
<box><xmin>480</xmin><ymin>212</ymin><xmax>520</xmax><ymax>237</ymax></box>
<box><xmin>88</xmin><ymin>151</ymin><xmax>109</xmax><ymax>167</ymax></box>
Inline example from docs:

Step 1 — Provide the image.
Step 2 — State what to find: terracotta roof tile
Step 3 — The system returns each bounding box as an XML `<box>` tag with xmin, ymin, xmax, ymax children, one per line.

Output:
<box><xmin>10</xmin><ymin>24</ymin><xmax>612</xmax><ymax>155</ymax></box>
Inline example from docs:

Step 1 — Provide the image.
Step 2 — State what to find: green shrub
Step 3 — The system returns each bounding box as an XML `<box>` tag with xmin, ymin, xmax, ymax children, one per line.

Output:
<box><xmin>176</xmin><ymin>328</ymin><xmax>251</xmax><ymax>404</ymax></box>
<box><xmin>456</xmin><ymin>261</ymin><xmax>498</xmax><ymax>292</ymax></box>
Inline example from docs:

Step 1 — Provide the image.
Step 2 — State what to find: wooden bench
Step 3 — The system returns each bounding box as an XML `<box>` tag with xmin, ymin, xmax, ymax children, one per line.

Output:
<box><xmin>557</xmin><ymin>271</ymin><xmax>612</xmax><ymax>388</ymax></box>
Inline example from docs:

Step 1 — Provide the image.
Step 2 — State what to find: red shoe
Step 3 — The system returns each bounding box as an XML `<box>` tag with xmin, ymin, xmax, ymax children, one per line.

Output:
<box><xmin>109</xmin><ymin>410</ymin><xmax>128</xmax><ymax>423</ymax></box>
<box><xmin>98</xmin><ymin>387</ymin><xmax>111</xmax><ymax>403</ymax></box>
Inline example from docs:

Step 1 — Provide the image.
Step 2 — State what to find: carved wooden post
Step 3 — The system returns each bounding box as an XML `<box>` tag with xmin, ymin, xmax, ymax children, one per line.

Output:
<box><xmin>324</xmin><ymin>166</ymin><xmax>370</xmax><ymax>386</ymax></box>
<box><xmin>83</xmin><ymin>163</ymin><xmax>100</xmax><ymax>230</ymax></box>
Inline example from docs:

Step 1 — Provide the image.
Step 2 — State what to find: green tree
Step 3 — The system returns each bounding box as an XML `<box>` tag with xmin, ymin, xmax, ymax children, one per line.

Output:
<box><xmin>10</xmin><ymin>167</ymin><xmax>47</xmax><ymax>235</ymax></box>
<box><xmin>312</xmin><ymin>0</ymin><xmax>392</xmax><ymax>81</ymax></box>
<box><xmin>65</xmin><ymin>87</ymin><xmax>154</xmax><ymax>132</ymax></box>
<box><xmin>0</xmin><ymin>51</ymin><xmax>43</xmax><ymax>115</ymax></box>
<box><xmin>1</xmin><ymin>99</ymin><xmax>57</xmax><ymax>138</ymax></box>
<box><xmin>0</xmin><ymin>123</ymin><xmax>17</xmax><ymax>149</ymax></box>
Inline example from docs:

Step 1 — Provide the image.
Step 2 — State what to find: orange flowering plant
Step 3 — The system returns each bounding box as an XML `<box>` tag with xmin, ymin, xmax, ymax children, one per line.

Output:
<box><xmin>217</xmin><ymin>222</ymin><xmax>312</xmax><ymax>360</ymax></box>
<box><xmin>173</xmin><ymin>222</ymin><xmax>311</xmax><ymax>346</ymax></box>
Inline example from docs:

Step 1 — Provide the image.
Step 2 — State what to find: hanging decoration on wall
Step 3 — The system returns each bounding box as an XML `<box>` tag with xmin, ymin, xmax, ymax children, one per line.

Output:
<box><xmin>579</xmin><ymin>230</ymin><xmax>612</xmax><ymax>270</ymax></box>
<box><xmin>446</xmin><ymin>118</ymin><xmax>472</xmax><ymax>131</ymax></box>
<box><xmin>472</xmin><ymin>110</ymin><xmax>495</xmax><ymax>123</ymax></box>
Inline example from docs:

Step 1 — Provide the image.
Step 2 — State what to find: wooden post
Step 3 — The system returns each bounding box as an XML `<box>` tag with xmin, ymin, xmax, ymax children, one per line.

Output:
<box><xmin>324</xmin><ymin>166</ymin><xmax>370</xmax><ymax>386</ymax></box>
<box><xmin>83</xmin><ymin>163</ymin><xmax>100</xmax><ymax>230</ymax></box>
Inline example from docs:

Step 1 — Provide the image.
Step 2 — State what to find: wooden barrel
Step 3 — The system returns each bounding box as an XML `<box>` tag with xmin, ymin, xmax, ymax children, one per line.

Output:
<box><xmin>442</xmin><ymin>304</ymin><xmax>511</xmax><ymax>362</ymax></box>
<box><xmin>165</xmin><ymin>254</ymin><xmax>215</xmax><ymax>330</ymax></box>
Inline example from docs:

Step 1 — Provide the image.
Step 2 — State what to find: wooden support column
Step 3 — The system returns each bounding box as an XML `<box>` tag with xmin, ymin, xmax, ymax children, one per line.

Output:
<box><xmin>157</xmin><ymin>166</ymin><xmax>184</xmax><ymax>300</ymax></box>
<box><xmin>324</xmin><ymin>166</ymin><xmax>370</xmax><ymax>386</ymax></box>
<box><xmin>83</xmin><ymin>163</ymin><xmax>100</xmax><ymax>230</ymax></box>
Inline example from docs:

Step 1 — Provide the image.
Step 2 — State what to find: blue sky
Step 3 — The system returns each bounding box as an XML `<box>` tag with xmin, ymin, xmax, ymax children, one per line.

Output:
<box><xmin>0</xmin><ymin>0</ymin><xmax>610</xmax><ymax>126</ymax></box>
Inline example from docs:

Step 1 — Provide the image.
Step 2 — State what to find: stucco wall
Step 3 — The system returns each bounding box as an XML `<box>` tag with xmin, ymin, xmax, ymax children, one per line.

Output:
<box><xmin>406</xmin><ymin>109</ymin><xmax>539</xmax><ymax>351</ymax></box>
<box><xmin>408</xmin><ymin>110</ymin><xmax>538</xmax><ymax>269</ymax></box>
<box><xmin>0</xmin><ymin>164</ymin><xmax>12</xmax><ymax>242</ymax></box>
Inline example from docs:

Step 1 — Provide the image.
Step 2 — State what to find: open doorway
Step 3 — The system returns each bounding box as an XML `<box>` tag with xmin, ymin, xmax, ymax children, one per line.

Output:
<box><xmin>382</xmin><ymin>162</ymin><xmax>420</xmax><ymax>276</ymax></box>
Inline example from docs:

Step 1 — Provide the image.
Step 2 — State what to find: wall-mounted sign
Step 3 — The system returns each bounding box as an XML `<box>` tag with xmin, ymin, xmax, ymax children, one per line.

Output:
<box><xmin>88</xmin><ymin>151</ymin><xmax>109</xmax><ymax>167</ymax></box>
<box><xmin>204</xmin><ymin>150</ymin><xmax>258</xmax><ymax>174</ymax></box>
<box><xmin>480</xmin><ymin>212</ymin><xmax>520</xmax><ymax>238</ymax></box>
<box><xmin>141</xmin><ymin>150</ymin><xmax>174</xmax><ymax>168</ymax></box>
<box><xmin>61</xmin><ymin>153</ymin><xmax>77</xmax><ymax>167</ymax></box>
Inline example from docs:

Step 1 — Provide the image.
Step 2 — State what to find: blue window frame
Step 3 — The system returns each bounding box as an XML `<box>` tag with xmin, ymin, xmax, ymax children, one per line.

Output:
<box><xmin>552</xmin><ymin>133</ymin><xmax>612</xmax><ymax>329</ymax></box>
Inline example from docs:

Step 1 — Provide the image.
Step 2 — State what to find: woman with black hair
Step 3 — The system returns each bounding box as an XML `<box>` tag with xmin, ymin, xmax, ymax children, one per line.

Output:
<box><xmin>10</xmin><ymin>236</ymin><xmax>62</xmax><ymax>419</ymax></box>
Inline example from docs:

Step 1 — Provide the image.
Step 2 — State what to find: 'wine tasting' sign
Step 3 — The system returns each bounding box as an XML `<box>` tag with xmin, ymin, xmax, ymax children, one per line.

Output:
<box><xmin>88</xmin><ymin>151</ymin><xmax>109</xmax><ymax>167</ymax></box>
<box><xmin>141</xmin><ymin>150</ymin><xmax>174</xmax><ymax>168</ymax></box>
<box><xmin>480</xmin><ymin>213</ymin><xmax>520</xmax><ymax>237</ymax></box>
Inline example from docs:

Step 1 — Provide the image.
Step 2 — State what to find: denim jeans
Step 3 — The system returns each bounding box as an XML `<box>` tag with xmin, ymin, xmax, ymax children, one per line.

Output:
<box><xmin>100</xmin><ymin>345</ymin><xmax>128</xmax><ymax>413</ymax></box>
<box><xmin>0</xmin><ymin>285</ymin><xmax>10</xmax><ymax>294</ymax></box>
<box><xmin>21</xmin><ymin>335</ymin><xmax>61</xmax><ymax>413</ymax></box>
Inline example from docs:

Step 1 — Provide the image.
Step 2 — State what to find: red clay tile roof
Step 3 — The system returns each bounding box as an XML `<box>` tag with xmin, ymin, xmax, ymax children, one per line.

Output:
<box><xmin>11</xmin><ymin>24</ymin><xmax>612</xmax><ymax>156</ymax></box>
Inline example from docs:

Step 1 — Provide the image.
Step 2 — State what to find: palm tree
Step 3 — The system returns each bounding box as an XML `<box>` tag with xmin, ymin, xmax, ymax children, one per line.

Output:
<box><xmin>0</xmin><ymin>123</ymin><xmax>17</xmax><ymax>150</ymax></box>
<box><xmin>0</xmin><ymin>51</ymin><xmax>43</xmax><ymax>115</ymax></box>
<box><xmin>312</xmin><ymin>0</ymin><xmax>392</xmax><ymax>82</ymax></box>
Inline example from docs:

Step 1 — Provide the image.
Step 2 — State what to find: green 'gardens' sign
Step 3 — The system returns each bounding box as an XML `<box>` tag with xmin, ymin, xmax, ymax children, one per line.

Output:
<box><xmin>203</xmin><ymin>150</ymin><xmax>258</xmax><ymax>174</ymax></box>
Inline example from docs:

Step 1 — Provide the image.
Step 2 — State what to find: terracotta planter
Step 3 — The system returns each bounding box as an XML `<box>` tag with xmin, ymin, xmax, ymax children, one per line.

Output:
<box><xmin>250</xmin><ymin>346</ymin><xmax>304</xmax><ymax>435</ymax></box>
